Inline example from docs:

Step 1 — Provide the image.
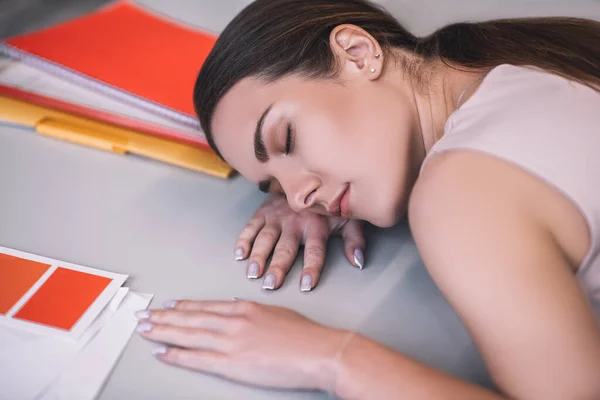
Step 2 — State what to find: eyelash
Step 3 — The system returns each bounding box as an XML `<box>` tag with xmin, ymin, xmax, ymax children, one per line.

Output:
<box><xmin>285</xmin><ymin>124</ymin><xmax>294</xmax><ymax>155</ymax></box>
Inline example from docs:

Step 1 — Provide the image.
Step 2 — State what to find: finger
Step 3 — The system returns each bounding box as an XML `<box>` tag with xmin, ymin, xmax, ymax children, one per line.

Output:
<box><xmin>154</xmin><ymin>346</ymin><xmax>227</xmax><ymax>376</ymax></box>
<box><xmin>341</xmin><ymin>220</ymin><xmax>366</xmax><ymax>269</ymax></box>
<box><xmin>137</xmin><ymin>323</ymin><xmax>224</xmax><ymax>351</ymax></box>
<box><xmin>135</xmin><ymin>309</ymin><xmax>229</xmax><ymax>331</ymax></box>
<box><xmin>247</xmin><ymin>224</ymin><xmax>281</xmax><ymax>280</ymax></box>
<box><xmin>299</xmin><ymin>224</ymin><xmax>329</xmax><ymax>292</ymax></box>
<box><xmin>261</xmin><ymin>229</ymin><xmax>301</xmax><ymax>290</ymax></box>
<box><xmin>327</xmin><ymin>217</ymin><xmax>349</xmax><ymax>233</ymax></box>
<box><xmin>234</xmin><ymin>216</ymin><xmax>266</xmax><ymax>261</ymax></box>
<box><xmin>162</xmin><ymin>299</ymin><xmax>257</xmax><ymax>316</ymax></box>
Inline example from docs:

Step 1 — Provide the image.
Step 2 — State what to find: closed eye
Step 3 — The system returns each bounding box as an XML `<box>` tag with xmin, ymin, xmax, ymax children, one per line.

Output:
<box><xmin>285</xmin><ymin>124</ymin><xmax>294</xmax><ymax>155</ymax></box>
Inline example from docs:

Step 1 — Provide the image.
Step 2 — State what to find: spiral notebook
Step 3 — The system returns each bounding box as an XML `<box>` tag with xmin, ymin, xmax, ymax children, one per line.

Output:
<box><xmin>0</xmin><ymin>0</ymin><xmax>218</xmax><ymax>149</ymax></box>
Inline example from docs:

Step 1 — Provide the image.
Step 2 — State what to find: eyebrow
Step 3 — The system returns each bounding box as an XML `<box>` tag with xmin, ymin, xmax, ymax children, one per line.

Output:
<box><xmin>254</xmin><ymin>104</ymin><xmax>273</xmax><ymax>164</ymax></box>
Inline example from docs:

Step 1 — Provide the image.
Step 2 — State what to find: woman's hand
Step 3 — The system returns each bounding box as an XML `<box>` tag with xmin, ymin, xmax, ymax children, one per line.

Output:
<box><xmin>235</xmin><ymin>194</ymin><xmax>365</xmax><ymax>292</ymax></box>
<box><xmin>136</xmin><ymin>299</ymin><xmax>345</xmax><ymax>391</ymax></box>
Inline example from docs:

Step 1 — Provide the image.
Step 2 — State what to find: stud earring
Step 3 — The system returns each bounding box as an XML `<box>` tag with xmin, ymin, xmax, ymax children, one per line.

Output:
<box><xmin>375</xmin><ymin>52</ymin><xmax>381</xmax><ymax>58</ymax></box>
<box><xmin>370</xmin><ymin>67</ymin><xmax>376</xmax><ymax>73</ymax></box>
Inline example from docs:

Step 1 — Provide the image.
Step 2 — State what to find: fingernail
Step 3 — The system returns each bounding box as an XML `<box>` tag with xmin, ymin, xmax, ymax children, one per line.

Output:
<box><xmin>152</xmin><ymin>345</ymin><xmax>167</xmax><ymax>356</ymax></box>
<box><xmin>135</xmin><ymin>310</ymin><xmax>151</xmax><ymax>319</ymax></box>
<box><xmin>354</xmin><ymin>248</ymin><xmax>364</xmax><ymax>270</ymax></box>
<box><xmin>262</xmin><ymin>273</ymin><xmax>276</xmax><ymax>290</ymax></box>
<box><xmin>247</xmin><ymin>262</ymin><xmax>259</xmax><ymax>279</ymax></box>
<box><xmin>163</xmin><ymin>300</ymin><xmax>177</xmax><ymax>309</ymax></box>
<box><xmin>300</xmin><ymin>274</ymin><xmax>313</xmax><ymax>292</ymax></box>
<box><xmin>235</xmin><ymin>247</ymin><xmax>244</xmax><ymax>261</ymax></box>
<box><xmin>136</xmin><ymin>322</ymin><xmax>153</xmax><ymax>333</ymax></box>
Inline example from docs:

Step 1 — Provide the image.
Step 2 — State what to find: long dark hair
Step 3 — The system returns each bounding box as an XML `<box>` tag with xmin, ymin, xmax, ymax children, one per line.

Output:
<box><xmin>193</xmin><ymin>0</ymin><xmax>600</xmax><ymax>158</ymax></box>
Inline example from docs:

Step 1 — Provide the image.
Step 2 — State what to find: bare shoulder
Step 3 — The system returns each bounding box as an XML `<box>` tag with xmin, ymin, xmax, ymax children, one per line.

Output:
<box><xmin>407</xmin><ymin>150</ymin><xmax>600</xmax><ymax>399</ymax></box>
<box><xmin>409</xmin><ymin>149</ymin><xmax>590</xmax><ymax>269</ymax></box>
<box><xmin>407</xmin><ymin>149</ymin><xmax>539</xmax><ymax>279</ymax></box>
<box><xmin>409</xmin><ymin>149</ymin><xmax>530</xmax><ymax>228</ymax></box>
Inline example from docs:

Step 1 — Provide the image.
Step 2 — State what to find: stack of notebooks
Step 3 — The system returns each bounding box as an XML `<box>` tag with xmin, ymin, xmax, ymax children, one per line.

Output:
<box><xmin>0</xmin><ymin>246</ymin><xmax>153</xmax><ymax>400</ymax></box>
<box><xmin>0</xmin><ymin>1</ymin><xmax>233</xmax><ymax>178</ymax></box>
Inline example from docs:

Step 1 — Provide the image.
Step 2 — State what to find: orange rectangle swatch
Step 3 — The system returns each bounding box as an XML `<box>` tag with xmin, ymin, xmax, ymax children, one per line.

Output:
<box><xmin>14</xmin><ymin>267</ymin><xmax>112</xmax><ymax>330</ymax></box>
<box><xmin>0</xmin><ymin>253</ymin><xmax>51</xmax><ymax>315</ymax></box>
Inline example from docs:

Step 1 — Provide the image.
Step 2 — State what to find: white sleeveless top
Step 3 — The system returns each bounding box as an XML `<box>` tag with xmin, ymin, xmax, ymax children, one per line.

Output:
<box><xmin>425</xmin><ymin>64</ymin><xmax>600</xmax><ymax>316</ymax></box>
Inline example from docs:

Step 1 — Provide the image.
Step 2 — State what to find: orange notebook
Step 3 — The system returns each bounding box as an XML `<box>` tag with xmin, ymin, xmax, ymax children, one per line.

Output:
<box><xmin>0</xmin><ymin>1</ymin><xmax>217</xmax><ymax>148</ymax></box>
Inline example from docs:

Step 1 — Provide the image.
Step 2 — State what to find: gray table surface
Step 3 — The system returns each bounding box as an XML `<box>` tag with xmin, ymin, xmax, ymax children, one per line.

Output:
<box><xmin>1</xmin><ymin>1</ymin><xmax>599</xmax><ymax>399</ymax></box>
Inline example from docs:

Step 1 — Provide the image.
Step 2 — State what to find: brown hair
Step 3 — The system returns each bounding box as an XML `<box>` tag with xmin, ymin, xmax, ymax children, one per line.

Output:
<box><xmin>193</xmin><ymin>0</ymin><xmax>600</xmax><ymax>158</ymax></box>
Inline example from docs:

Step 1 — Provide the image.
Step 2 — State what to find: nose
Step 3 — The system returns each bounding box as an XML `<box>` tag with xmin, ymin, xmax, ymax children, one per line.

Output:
<box><xmin>280</xmin><ymin>172</ymin><xmax>321</xmax><ymax>213</ymax></box>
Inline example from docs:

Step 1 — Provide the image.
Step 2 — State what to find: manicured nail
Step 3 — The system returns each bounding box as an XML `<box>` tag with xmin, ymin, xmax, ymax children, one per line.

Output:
<box><xmin>152</xmin><ymin>345</ymin><xmax>167</xmax><ymax>356</ymax></box>
<box><xmin>136</xmin><ymin>322</ymin><xmax>153</xmax><ymax>333</ymax></box>
<box><xmin>135</xmin><ymin>310</ymin><xmax>151</xmax><ymax>319</ymax></box>
<box><xmin>300</xmin><ymin>274</ymin><xmax>313</xmax><ymax>292</ymax></box>
<box><xmin>163</xmin><ymin>300</ymin><xmax>177</xmax><ymax>309</ymax></box>
<box><xmin>354</xmin><ymin>248</ymin><xmax>364</xmax><ymax>270</ymax></box>
<box><xmin>235</xmin><ymin>247</ymin><xmax>244</xmax><ymax>261</ymax></box>
<box><xmin>262</xmin><ymin>273</ymin><xmax>276</xmax><ymax>290</ymax></box>
<box><xmin>247</xmin><ymin>262</ymin><xmax>259</xmax><ymax>279</ymax></box>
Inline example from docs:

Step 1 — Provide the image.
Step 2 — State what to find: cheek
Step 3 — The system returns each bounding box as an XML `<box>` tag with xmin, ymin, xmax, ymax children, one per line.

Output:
<box><xmin>296</xmin><ymin>126</ymin><xmax>359</xmax><ymax>180</ymax></box>
<box><xmin>302</xmin><ymin>96</ymin><xmax>376</xmax><ymax>164</ymax></box>
<box><xmin>293</xmin><ymin>110</ymin><xmax>351</xmax><ymax>172</ymax></box>
<box><xmin>292</xmin><ymin>84</ymin><xmax>411</xmax><ymax>181</ymax></box>
<box><xmin>345</xmin><ymin>107</ymin><xmax>412</xmax><ymax>224</ymax></box>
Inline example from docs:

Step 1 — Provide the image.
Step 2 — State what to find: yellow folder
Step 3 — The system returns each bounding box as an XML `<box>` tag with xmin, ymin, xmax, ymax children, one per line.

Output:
<box><xmin>0</xmin><ymin>95</ymin><xmax>234</xmax><ymax>179</ymax></box>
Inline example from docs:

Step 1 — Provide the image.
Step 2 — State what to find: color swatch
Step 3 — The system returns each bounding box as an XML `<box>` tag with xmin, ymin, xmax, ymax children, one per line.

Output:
<box><xmin>14</xmin><ymin>267</ymin><xmax>112</xmax><ymax>330</ymax></box>
<box><xmin>0</xmin><ymin>246</ymin><xmax>128</xmax><ymax>340</ymax></box>
<box><xmin>0</xmin><ymin>253</ymin><xmax>50</xmax><ymax>314</ymax></box>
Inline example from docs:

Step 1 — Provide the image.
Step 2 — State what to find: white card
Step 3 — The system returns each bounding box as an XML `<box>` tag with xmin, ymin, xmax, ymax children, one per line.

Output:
<box><xmin>0</xmin><ymin>246</ymin><xmax>128</xmax><ymax>340</ymax></box>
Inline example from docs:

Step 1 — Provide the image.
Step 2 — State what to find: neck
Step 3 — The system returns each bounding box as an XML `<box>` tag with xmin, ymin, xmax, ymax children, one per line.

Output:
<box><xmin>411</xmin><ymin>62</ymin><xmax>487</xmax><ymax>156</ymax></box>
<box><xmin>379</xmin><ymin>56</ymin><xmax>489</xmax><ymax>206</ymax></box>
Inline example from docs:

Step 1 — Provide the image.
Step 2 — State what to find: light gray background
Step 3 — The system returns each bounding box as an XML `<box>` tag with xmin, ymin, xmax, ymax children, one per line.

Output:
<box><xmin>1</xmin><ymin>1</ymin><xmax>599</xmax><ymax>399</ymax></box>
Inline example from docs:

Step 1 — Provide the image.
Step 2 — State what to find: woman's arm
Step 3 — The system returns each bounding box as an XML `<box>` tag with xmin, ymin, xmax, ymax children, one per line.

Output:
<box><xmin>333</xmin><ymin>333</ymin><xmax>504</xmax><ymax>399</ymax></box>
<box><xmin>136</xmin><ymin>299</ymin><xmax>503</xmax><ymax>398</ymax></box>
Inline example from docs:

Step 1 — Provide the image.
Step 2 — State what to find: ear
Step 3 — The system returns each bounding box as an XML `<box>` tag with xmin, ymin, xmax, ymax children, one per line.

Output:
<box><xmin>330</xmin><ymin>24</ymin><xmax>384</xmax><ymax>80</ymax></box>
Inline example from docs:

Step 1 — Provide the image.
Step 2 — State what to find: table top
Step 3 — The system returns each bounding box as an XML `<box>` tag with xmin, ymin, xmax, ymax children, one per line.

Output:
<box><xmin>1</xmin><ymin>1</ymin><xmax>599</xmax><ymax>398</ymax></box>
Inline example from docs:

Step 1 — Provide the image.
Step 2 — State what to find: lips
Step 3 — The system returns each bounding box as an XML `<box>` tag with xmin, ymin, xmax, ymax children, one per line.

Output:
<box><xmin>328</xmin><ymin>184</ymin><xmax>350</xmax><ymax>218</ymax></box>
<box><xmin>340</xmin><ymin>186</ymin><xmax>351</xmax><ymax>219</ymax></box>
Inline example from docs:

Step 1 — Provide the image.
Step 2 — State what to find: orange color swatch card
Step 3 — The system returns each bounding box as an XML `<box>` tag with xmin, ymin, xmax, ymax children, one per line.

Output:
<box><xmin>0</xmin><ymin>246</ymin><xmax>127</xmax><ymax>340</ymax></box>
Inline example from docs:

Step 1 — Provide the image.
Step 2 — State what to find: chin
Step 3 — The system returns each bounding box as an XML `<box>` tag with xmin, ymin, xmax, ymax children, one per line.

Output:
<box><xmin>361</xmin><ymin>193</ymin><xmax>405</xmax><ymax>227</ymax></box>
<box><xmin>365</xmin><ymin>209</ymin><xmax>403</xmax><ymax>228</ymax></box>
<box><xmin>357</xmin><ymin>183</ymin><xmax>407</xmax><ymax>227</ymax></box>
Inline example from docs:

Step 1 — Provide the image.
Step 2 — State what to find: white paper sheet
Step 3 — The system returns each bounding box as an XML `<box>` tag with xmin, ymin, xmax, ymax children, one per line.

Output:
<box><xmin>40</xmin><ymin>291</ymin><xmax>153</xmax><ymax>400</ymax></box>
<box><xmin>0</xmin><ymin>287</ymin><xmax>126</xmax><ymax>399</ymax></box>
<box><xmin>0</xmin><ymin>289</ymin><xmax>152</xmax><ymax>400</ymax></box>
